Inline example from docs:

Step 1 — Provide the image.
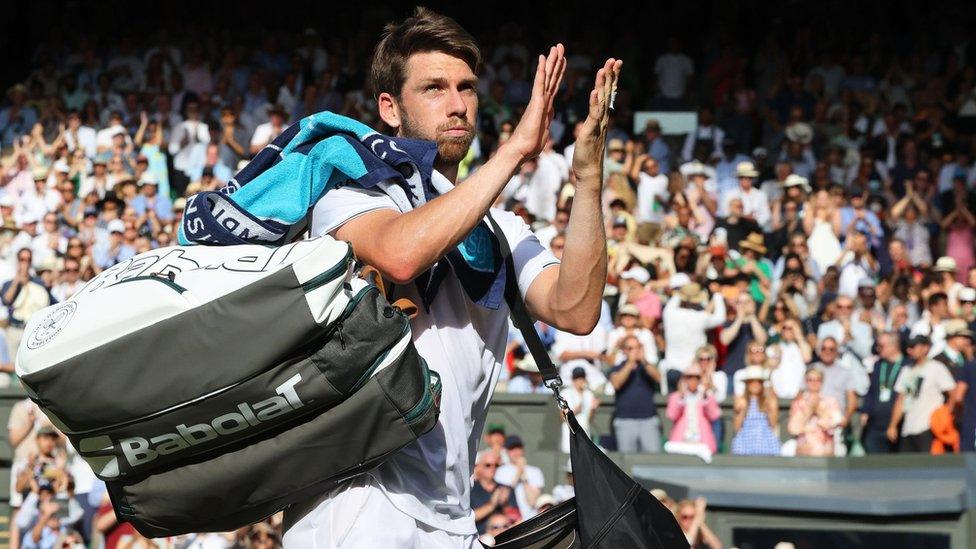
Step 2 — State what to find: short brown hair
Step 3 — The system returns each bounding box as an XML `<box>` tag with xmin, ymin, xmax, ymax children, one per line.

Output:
<box><xmin>370</xmin><ymin>7</ymin><xmax>482</xmax><ymax>100</ymax></box>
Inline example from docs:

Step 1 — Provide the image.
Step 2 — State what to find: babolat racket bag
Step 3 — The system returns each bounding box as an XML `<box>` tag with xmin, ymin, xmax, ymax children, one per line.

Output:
<box><xmin>15</xmin><ymin>236</ymin><xmax>441</xmax><ymax>537</ymax></box>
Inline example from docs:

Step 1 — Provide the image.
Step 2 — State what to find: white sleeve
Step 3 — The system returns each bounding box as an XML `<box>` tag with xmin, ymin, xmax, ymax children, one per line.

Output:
<box><xmin>489</xmin><ymin>208</ymin><xmax>560</xmax><ymax>297</ymax></box>
<box><xmin>310</xmin><ymin>185</ymin><xmax>400</xmax><ymax>237</ymax></box>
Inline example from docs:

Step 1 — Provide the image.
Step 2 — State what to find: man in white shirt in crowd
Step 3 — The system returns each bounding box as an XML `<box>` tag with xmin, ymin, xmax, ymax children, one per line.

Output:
<box><xmin>168</xmin><ymin>99</ymin><xmax>210</xmax><ymax>180</ymax></box>
<box><xmin>283</xmin><ymin>8</ymin><xmax>617</xmax><ymax>547</ymax></box>
<box><xmin>636</xmin><ymin>155</ymin><xmax>669</xmax><ymax>233</ymax></box>
<box><xmin>818</xmin><ymin>294</ymin><xmax>875</xmax><ymax>363</ymax></box>
<box><xmin>681</xmin><ymin>106</ymin><xmax>724</xmax><ymax>163</ymax></box>
<box><xmin>493</xmin><ymin>435</ymin><xmax>545</xmax><ymax>520</ymax></box>
<box><xmin>64</xmin><ymin>110</ymin><xmax>97</xmax><ymax>159</ymax></box>
<box><xmin>249</xmin><ymin>104</ymin><xmax>289</xmax><ymax>155</ymax></box>
<box><xmin>654</xmin><ymin>37</ymin><xmax>694</xmax><ymax>107</ymax></box>
<box><xmin>910</xmin><ymin>292</ymin><xmax>950</xmax><ymax>357</ymax></box>
<box><xmin>720</xmin><ymin>161</ymin><xmax>770</xmax><ymax>227</ymax></box>
<box><xmin>662</xmin><ymin>282</ymin><xmax>726</xmax><ymax>392</ymax></box>
<box><xmin>533</xmin><ymin>207</ymin><xmax>568</xmax><ymax>251</ymax></box>
<box><xmin>887</xmin><ymin>335</ymin><xmax>957</xmax><ymax>452</ymax></box>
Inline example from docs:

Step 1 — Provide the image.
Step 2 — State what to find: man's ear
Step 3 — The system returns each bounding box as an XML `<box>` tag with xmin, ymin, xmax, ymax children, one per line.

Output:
<box><xmin>377</xmin><ymin>92</ymin><xmax>401</xmax><ymax>131</ymax></box>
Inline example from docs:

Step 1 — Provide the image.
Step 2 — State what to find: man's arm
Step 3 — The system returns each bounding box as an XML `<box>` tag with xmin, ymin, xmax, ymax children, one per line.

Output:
<box><xmin>516</xmin><ymin>58</ymin><xmax>622</xmax><ymax>335</ymax></box>
<box><xmin>333</xmin><ymin>46</ymin><xmax>567</xmax><ymax>285</ymax></box>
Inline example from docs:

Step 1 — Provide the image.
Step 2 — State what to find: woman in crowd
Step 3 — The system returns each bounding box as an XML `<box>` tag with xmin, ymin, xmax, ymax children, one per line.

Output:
<box><xmin>787</xmin><ymin>368</ymin><xmax>843</xmax><ymax>456</ymax></box>
<box><xmin>666</xmin><ymin>365</ymin><xmax>722</xmax><ymax>457</ymax></box>
<box><xmin>731</xmin><ymin>366</ymin><xmax>782</xmax><ymax>455</ymax></box>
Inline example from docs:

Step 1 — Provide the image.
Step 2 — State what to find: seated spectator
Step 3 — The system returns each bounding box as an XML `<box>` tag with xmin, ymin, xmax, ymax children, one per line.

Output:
<box><xmin>609</xmin><ymin>335</ymin><xmax>663</xmax><ymax>453</ymax></box>
<box><xmin>817</xmin><ymin>295</ymin><xmax>874</xmax><ymax>363</ymax></box>
<box><xmin>910</xmin><ymin>292</ymin><xmax>950</xmax><ymax>357</ymax></box>
<box><xmin>788</xmin><ymin>368</ymin><xmax>842</xmax><ymax>456</ymax></box>
<box><xmin>505</xmin><ymin>355</ymin><xmax>551</xmax><ymax>395</ymax></box>
<box><xmin>472</xmin><ymin>450</ymin><xmax>520</xmax><ymax>535</ymax></box>
<box><xmin>888</xmin><ymin>335</ymin><xmax>957</xmax><ymax>452</ymax></box>
<box><xmin>495</xmin><ymin>435</ymin><xmax>545</xmax><ymax>520</ymax></box>
<box><xmin>561</xmin><ymin>367</ymin><xmax>599</xmax><ymax>453</ymax></box>
<box><xmin>675</xmin><ymin>497</ymin><xmax>722</xmax><ymax>549</ymax></box>
<box><xmin>666</xmin><ymin>365</ymin><xmax>721</xmax><ymax>460</ymax></box>
<box><xmin>731</xmin><ymin>366</ymin><xmax>781</xmax><ymax>455</ymax></box>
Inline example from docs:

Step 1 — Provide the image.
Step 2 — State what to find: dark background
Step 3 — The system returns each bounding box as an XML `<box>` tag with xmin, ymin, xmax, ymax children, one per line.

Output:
<box><xmin>3</xmin><ymin>0</ymin><xmax>974</xmax><ymax>104</ymax></box>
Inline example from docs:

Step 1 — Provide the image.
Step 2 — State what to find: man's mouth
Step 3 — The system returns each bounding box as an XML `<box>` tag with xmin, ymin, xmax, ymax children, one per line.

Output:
<box><xmin>442</xmin><ymin>128</ymin><xmax>470</xmax><ymax>137</ymax></box>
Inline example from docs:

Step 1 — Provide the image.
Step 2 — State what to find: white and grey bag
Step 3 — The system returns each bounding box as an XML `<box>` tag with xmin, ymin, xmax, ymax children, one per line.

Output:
<box><xmin>15</xmin><ymin>236</ymin><xmax>440</xmax><ymax>537</ymax></box>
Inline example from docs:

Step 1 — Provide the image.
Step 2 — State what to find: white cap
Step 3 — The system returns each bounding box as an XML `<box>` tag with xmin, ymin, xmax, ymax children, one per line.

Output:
<box><xmin>620</xmin><ymin>266</ymin><xmax>651</xmax><ymax>285</ymax></box>
<box><xmin>107</xmin><ymin>219</ymin><xmax>125</xmax><ymax>233</ymax></box>
<box><xmin>669</xmin><ymin>272</ymin><xmax>692</xmax><ymax>290</ymax></box>
<box><xmin>960</xmin><ymin>287</ymin><xmax>976</xmax><ymax>303</ymax></box>
<box><xmin>0</xmin><ymin>195</ymin><xmax>15</xmax><ymax>208</ymax></box>
<box><xmin>138</xmin><ymin>173</ymin><xmax>158</xmax><ymax>186</ymax></box>
<box><xmin>53</xmin><ymin>160</ymin><xmax>71</xmax><ymax>174</ymax></box>
<box><xmin>18</xmin><ymin>212</ymin><xmax>39</xmax><ymax>226</ymax></box>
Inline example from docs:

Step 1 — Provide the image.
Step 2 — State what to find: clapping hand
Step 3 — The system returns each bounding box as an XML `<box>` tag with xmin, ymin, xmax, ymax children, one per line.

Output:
<box><xmin>506</xmin><ymin>45</ymin><xmax>567</xmax><ymax>163</ymax></box>
<box><xmin>572</xmin><ymin>57</ymin><xmax>623</xmax><ymax>185</ymax></box>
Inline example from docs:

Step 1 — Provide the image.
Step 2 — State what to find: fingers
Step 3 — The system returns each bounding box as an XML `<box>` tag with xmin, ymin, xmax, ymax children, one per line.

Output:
<box><xmin>530</xmin><ymin>54</ymin><xmax>547</xmax><ymax>100</ymax></box>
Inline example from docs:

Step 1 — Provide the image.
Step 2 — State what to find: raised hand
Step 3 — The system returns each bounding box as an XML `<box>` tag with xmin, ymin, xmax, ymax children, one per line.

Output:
<box><xmin>506</xmin><ymin>45</ymin><xmax>567</xmax><ymax>162</ymax></box>
<box><xmin>573</xmin><ymin>58</ymin><xmax>623</xmax><ymax>184</ymax></box>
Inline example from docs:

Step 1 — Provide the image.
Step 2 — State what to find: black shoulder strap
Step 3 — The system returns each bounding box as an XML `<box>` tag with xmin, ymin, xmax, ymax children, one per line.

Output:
<box><xmin>486</xmin><ymin>214</ymin><xmax>565</xmax><ymax>398</ymax></box>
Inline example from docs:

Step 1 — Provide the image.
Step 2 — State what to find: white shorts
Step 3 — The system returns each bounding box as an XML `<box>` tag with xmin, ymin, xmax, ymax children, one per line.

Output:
<box><xmin>283</xmin><ymin>476</ymin><xmax>479</xmax><ymax>549</ymax></box>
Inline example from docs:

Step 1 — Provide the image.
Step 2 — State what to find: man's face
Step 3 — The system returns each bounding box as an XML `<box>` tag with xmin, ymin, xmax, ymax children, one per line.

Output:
<box><xmin>644</xmin><ymin>157</ymin><xmax>659</xmax><ymax>176</ymax></box>
<box><xmin>858</xmin><ymin>287</ymin><xmax>875</xmax><ymax>307</ymax></box>
<box><xmin>729</xmin><ymin>199</ymin><xmax>743</xmax><ymax>218</ymax></box>
<box><xmin>37</xmin><ymin>433</ymin><xmax>57</xmax><ymax>455</ymax></box>
<box><xmin>486</xmin><ymin>432</ymin><xmax>504</xmax><ymax>448</ymax></box>
<box><xmin>835</xmin><ymin>297</ymin><xmax>854</xmax><ymax>319</ymax></box>
<box><xmin>908</xmin><ymin>343</ymin><xmax>930</xmax><ymax>361</ymax></box>
<box><xmin>387</xmin><ymin>51</ymin><xmax>478</xmax><ymax>166</ymax></box>
<box><xmin>476</xmin><ymin>452</ymin><xmax>500</xmax><ymax>481</ymax></box>
<box><xmin>819</xmin><ymin>340</ymin><xmax>839</xmax><ymax>364</ymax></box>
<box><xmin>878</xmin><ymin>335</ymin><xmax>899</xmax><ymax>359</ymax></box>
<box><xmin>554</xmin><ymin>211</ymin><xmax>569</xmax><ymax>231</ymax></box>
<box><xmin>739</xmin><ymin>176</ymin><xmax>753</xmax><ymax>191</ymax></box>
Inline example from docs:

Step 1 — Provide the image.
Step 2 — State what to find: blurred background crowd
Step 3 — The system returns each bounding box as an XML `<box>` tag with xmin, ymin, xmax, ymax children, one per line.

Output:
<box><xmin>2</xmin><ymin>0</ymin><xmax>976</xmax><ymax>547</ymax></box>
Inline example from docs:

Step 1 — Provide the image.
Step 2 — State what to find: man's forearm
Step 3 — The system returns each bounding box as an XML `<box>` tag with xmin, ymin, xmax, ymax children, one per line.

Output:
<box><xmin>337</xmin><ymin>145</ymin><xmax>523</xmax><ymax>284</ymax></box>
<box><xmin>544</xmin><ymin>180</ymin><xmax>606</xmax><ymax>330</ymax></box>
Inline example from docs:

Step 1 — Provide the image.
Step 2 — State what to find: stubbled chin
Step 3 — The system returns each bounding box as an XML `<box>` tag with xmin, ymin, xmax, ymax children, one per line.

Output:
<box><xmin>437</xmin><ymin>137</ymin><xmax>471</xmax><ymax>165</ymax></box>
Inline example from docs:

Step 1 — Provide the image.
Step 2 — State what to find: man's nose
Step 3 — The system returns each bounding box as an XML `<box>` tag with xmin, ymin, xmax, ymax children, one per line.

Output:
<box><xmin>446</xmin><ymin>88</ymin><xmax>468</xmax><ymax>119</ymax></box>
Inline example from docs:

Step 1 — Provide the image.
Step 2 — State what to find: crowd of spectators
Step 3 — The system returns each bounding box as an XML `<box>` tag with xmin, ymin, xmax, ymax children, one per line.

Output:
<box><xmin>2</xmin><ymin>4</ymin><xmax>976</xmax><ymax>547</ymax></box>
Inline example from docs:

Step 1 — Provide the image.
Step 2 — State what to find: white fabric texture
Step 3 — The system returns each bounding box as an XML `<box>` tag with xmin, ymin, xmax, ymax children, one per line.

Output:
<box><xmin>301</xmin><ymin>183</ymin><xmax>559</xmax><ymax>535</ymax></box>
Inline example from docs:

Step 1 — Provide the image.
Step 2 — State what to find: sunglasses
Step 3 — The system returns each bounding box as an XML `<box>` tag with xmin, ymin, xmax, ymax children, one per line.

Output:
<box><xmin>821</xmin><ymin>347</ymin><xmax>838</xmax><ymax>352</ymax></box>
<box><xmin>697</xmin><ymin>356</ymin><xmax>714</xmax><ymax>361</ymax></box>
<box><xmin>482</xmin><ymin>463</ymin><xmax>499</xmax><ymax>468</ymax></box>
<box><xmin>749</xmin><ymin>347</ymin><xmax>765</xmax><ymax>353</ymax></box>
<box><xmin>623</xmin><ymin>345</ymin><xmax>641</xmax><ymax>350</ymax></box>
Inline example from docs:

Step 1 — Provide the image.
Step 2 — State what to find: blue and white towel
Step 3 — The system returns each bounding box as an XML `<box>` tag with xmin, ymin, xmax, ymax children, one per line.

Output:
<box><xmin>178</xmin><ymin>111</ymin><xmax>506</xmax><ymax>311</ymax></box>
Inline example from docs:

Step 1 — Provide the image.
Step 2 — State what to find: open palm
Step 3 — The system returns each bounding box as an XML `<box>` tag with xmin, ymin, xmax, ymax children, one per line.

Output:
<box><xmin>507</xmin><ymin>44</ymin><xmax>567</xmax><ymax>161</ymax></box>
<box><xmin>573</xmin><ymin>58</ymin><xmax>623</xmax><ymax>183</ymax></box>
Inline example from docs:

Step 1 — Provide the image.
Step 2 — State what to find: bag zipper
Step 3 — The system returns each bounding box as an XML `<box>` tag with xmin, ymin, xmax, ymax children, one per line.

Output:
<box><xmin>404</xmin><ymin>360</ymin><xmax>440</xmax><ymax>425</ymax></box>
<box><xmin>301</xmin><ymin>247</ymin><xmax>354</xmax><ymax>293</ymax></box>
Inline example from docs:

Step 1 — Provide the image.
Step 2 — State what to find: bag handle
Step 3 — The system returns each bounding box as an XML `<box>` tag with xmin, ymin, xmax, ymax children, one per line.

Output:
<box><xmin>486</xmin><ymin>214</ymin><xmax>569</xmax><ymax>413</ymax></box>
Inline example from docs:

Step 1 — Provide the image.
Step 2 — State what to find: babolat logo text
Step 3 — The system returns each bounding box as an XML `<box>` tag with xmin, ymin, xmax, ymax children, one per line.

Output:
<box><xmin>120</xmin><ymin>374</ymin><xmax>305</xmax><ymax>468</ymax></box>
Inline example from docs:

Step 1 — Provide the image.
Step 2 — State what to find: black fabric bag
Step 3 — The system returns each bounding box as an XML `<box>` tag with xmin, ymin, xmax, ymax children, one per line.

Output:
<box><xmin>486</xmin><ymin>216</ymin><xmax>687</xmax><ymax>549</ymax></box>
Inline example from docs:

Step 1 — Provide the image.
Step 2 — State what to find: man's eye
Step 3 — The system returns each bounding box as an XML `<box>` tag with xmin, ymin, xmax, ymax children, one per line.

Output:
<box><xmin>425</xmin><ymin>85</ymin><xmax>440</xmax><ymax>92</ymax></box>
